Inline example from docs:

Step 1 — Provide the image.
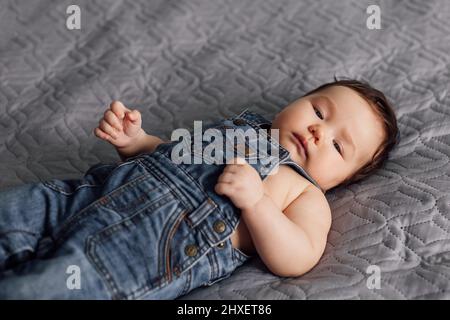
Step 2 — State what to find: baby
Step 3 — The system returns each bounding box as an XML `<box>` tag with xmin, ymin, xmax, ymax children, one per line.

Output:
<box><xmin>0</xmin><ymin>78</ymin><xmax>399</xmax><ymax>299</ymax></box>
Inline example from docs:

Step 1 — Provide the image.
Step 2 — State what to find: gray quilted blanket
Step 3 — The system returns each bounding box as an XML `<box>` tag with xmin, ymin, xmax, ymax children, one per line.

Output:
<box><xmin>1</xmin><ymin>0</ymin><xmax>449</xmax><ymax>299</ymax></box>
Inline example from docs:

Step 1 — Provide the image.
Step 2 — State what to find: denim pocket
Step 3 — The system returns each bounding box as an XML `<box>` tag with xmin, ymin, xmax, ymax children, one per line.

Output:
<box><xmin>85</xmin><ymin>189</ymin><xmax>189</xmax><ymax>300</ymax></box>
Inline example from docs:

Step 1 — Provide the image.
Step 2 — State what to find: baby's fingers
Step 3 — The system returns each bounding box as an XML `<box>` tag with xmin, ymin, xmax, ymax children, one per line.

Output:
<box><xmin>214</xmin><ymin>181</ymin><xmax>233</xmax><ymax>196</ymax></box>
<box><xmin>125</xmin><ymin>109</ymin><xmax>141</xmax><ymax>123</ymax></box>
<box><xmin>98</xmin><ymin>119</ymin><xmax>119</xmax><ymax>139</ymax></box>
<box><xmin>94</xmin><ymin>127</ymin><xmax>114</xmax><ymax>141</ymax></box>
<box><xmin>104</xmin><ymin>109</ymin><xmax>123</xmax><ymax>132</ymax></box>
<box><xmin>110</xmin><ymin>101</ymin><xmax>130</xmax><ymax>120</ymax></box>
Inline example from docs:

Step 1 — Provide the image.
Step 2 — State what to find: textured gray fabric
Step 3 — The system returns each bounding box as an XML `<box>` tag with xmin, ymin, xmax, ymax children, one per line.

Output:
<box><xmin>0</xmin><ymin>0</ymin><xmax>449</xmax><ymax>299</ymax></box>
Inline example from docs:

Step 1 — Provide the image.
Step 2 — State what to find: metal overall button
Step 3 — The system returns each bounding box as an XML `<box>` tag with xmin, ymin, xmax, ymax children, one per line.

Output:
<box><xmin>233</xmin><ymin>118</ymin><xmax>246</xmax><ymax>126</ymax></box>
<box><xmin>217</xmin><ymin>242</ymin><xmax>225</xmax><ymax>249</ymax></box>
<box><xmin>184</xmin><ymin>244</ymin><xmax>198</xmax><ymax>257</ymax></box>
<box><xmin>213</xmin><ymin>220</ymin><xmax>226</xmax><ymax>233</ymax></box>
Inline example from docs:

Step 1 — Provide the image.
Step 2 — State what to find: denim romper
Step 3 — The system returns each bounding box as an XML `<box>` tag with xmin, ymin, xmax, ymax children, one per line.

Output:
<box><xmin>0</xmin><ymin>108</ymin><xmax>321</xmax><ymax>300</ymax></box>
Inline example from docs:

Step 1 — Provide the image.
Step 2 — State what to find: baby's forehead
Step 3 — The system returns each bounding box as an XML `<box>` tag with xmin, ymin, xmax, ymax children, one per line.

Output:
<box><xmin>313</xmin><ymin>86</ymin><xmax>378</xmax><ymax>114</ymax></box>
<box><xmin>312</xmin><ymin>85</ymin><xmax>364</xmax><ymax>101</ymax></box>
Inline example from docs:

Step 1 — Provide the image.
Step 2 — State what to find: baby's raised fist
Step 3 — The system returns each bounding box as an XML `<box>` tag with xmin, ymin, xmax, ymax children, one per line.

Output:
<box><xmin>94</xmin><ymin>101</ymin><xmax>144</xmax><ymax>148</ymax></box>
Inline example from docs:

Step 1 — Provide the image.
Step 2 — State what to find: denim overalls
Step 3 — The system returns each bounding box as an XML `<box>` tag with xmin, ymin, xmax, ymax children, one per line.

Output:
<box><xmin>0</xmin><ymin>108</ymin><xmax>322</xmax><ymax>299</ymax></box>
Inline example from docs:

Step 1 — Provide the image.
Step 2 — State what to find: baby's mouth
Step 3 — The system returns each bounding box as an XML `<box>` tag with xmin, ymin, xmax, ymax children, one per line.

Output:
<box><xmin>292</xmin><ymin>132</ymin><xmax>307</xmax><ymax>158</ymax></box>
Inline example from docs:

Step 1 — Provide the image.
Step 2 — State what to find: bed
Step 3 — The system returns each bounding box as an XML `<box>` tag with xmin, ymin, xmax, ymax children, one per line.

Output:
<box><xmin>0</xmin><ymin>0</ymin><xmax>449</xmax><ymax>299</ymax></box>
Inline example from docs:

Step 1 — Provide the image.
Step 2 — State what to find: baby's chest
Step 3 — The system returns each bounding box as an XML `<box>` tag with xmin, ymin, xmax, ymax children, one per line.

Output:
<box><xmin>262</xmin><ymin>164</ymin><xmax>312</xmax><ymax>212</ymax></box>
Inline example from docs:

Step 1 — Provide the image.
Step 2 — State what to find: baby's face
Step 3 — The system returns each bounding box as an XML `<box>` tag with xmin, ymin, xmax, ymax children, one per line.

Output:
<box><xmin>271</xmin><ymin>85</ymin><xmax>386</xmax><ymax>192</ymax></box>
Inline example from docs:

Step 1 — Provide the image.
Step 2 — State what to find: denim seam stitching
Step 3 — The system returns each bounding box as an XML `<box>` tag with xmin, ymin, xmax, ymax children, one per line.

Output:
<box><xmin>138</xmin><ymin>158</ymin><xmax>193</xmax><ymax>213</ymax></box>
<box><xmin>159</xmin><ymin>153</ymin><xmax>211</xmax><ymax>205</ymax></box>
<box><xmin>42</xmin><ymin>160</ymin><xmax>138</xmax><ymax>195</ymax></box>
<box><xmin>85</xmin><ymin>193</ymin><xmax>181</xmax><ymax>300</ymax></box>
<box><xmin>53</xmin><ymin>173</ymin><xmax>151</xmax><ymax>245</ymax></box>
<box><xmin>180</xmin><ymin>268</ymin><xmax>192</xmax><ymax>296</ymax></box>
<box><xmin>154</xmin><ymin>156</ymin><xmax>239</xmax><ymax>244</ymax></box>
<box><xmin>42</xmin><ymin>181</ymin><xmax>103</xmax><ymax>195</ymax></box>
<box><xmin>159</xmin><ymin>152</ymin><xmax>236</xmax><ymax>228</ymax></box>
<box><xmin>0</xmin><ymin>229</ymin><xmax>40</xmax><ymax>238</ymax></box>
<box><xmin>164</xmin><ymin>210</ymin><xmax>189</xmax><ymax>285</ymax></box>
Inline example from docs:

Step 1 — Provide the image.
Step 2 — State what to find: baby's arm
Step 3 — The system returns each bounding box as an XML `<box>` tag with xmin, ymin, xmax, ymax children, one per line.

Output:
<box><xmin>215</xmin><ymin>157</ymin><xmax>331</xmax><ymax>277</ymax></box>
<box><xmin>94</xmin><ymin>101</ymin><xmax>167</xmax><ymax>161</ymax></box>
<box><xmin>240</xmin><ymin>189</ymin><xmax>331</xmax><ymax>277</ymax></box>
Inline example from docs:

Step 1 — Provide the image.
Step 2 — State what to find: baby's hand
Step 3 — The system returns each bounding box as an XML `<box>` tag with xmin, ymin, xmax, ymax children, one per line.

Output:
<box><xmin>214</xmin><ymin>157</ymin><xmax>265</xmax><ymax>211</ymax></box>
<box><xmin>94</xmin><ymin>101</ymin><xmax>143</xmax><ymax>148</ymax></box>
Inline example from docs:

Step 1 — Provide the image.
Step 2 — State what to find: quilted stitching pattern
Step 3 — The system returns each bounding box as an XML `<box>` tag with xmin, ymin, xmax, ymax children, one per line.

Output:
<box><xmin>0</xmin><ymin>0</ymin><xmax>449</xmax><ymax>299</ymax></box>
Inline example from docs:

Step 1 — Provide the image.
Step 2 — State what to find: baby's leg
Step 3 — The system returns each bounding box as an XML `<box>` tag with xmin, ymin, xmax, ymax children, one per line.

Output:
<box><xmin>0</xmin><ymin>223</ymin><xmax>111</xmax><ymax>299</ymax></box>
<box><xmin>0</xmin><ymin>163</ymin><xmax>118</xmax><ymax>271</ymax></box>
<box><xmin>0</xmin><ymin>182</ymin><xmax>58</xmax><ymax>271</ymax></box>
<box><xmin>0</xmin><ymin>158</ymin><xmax>173</xmax><ymax>299</ymax></box>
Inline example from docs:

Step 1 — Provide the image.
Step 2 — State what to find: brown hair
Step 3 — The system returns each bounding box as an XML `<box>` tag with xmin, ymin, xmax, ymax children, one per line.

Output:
<box><xmin>301</xmin><ymin>77</ymin><xmax>400</xmax><ymax>191</ymax></box>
